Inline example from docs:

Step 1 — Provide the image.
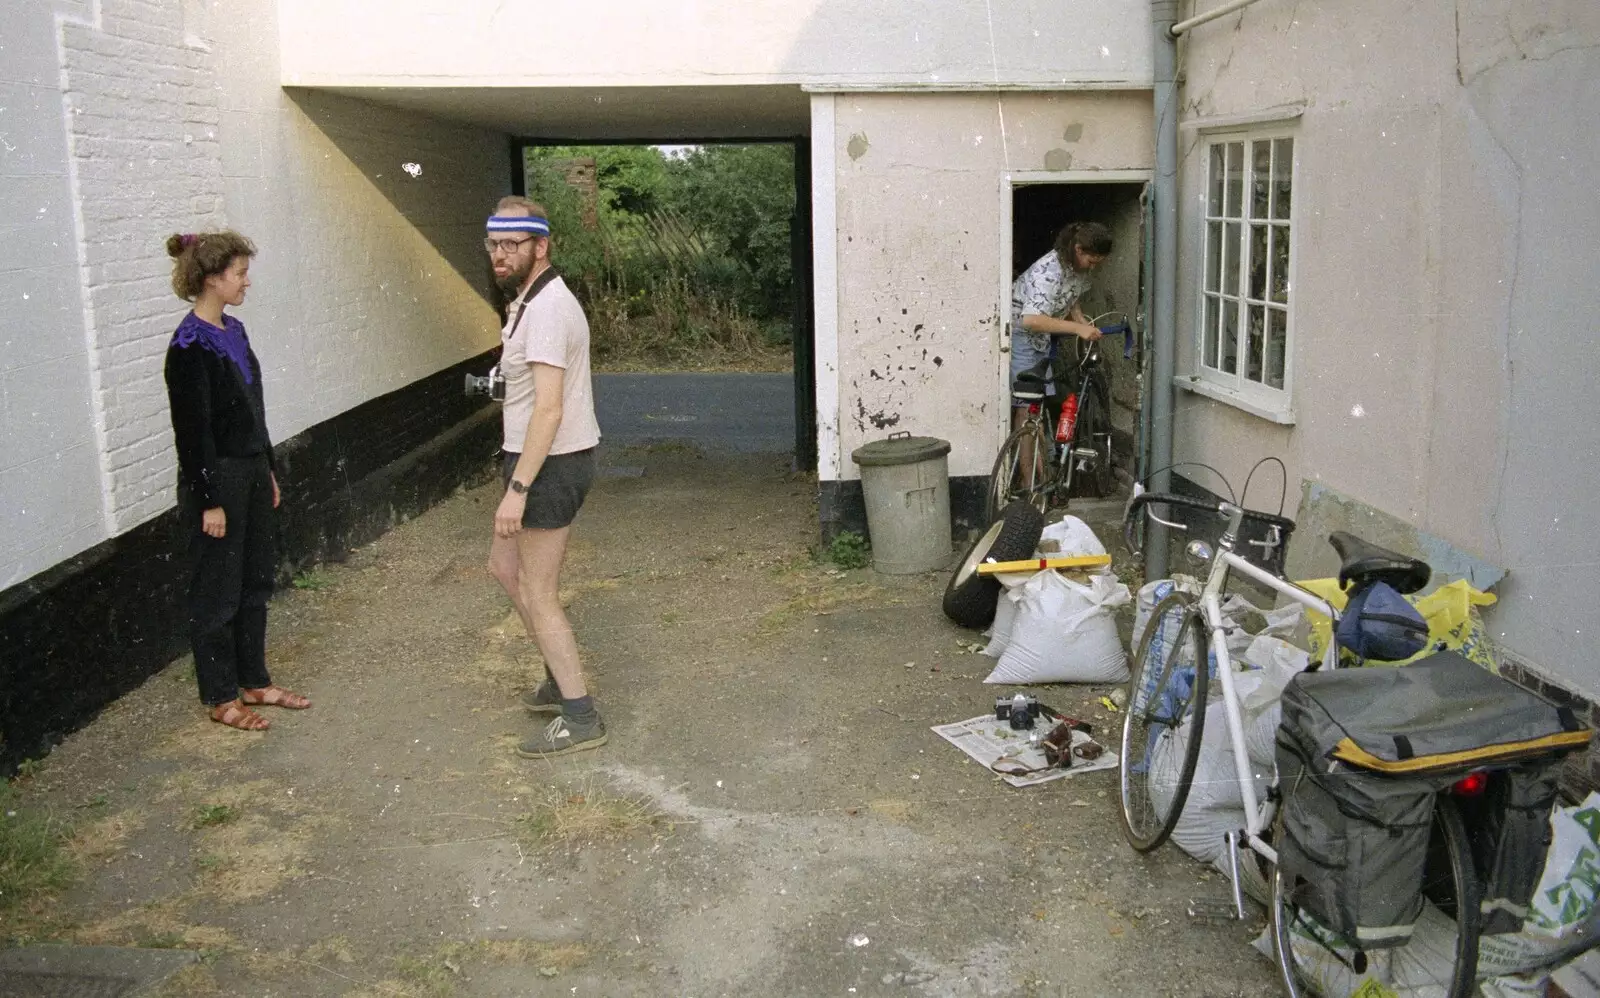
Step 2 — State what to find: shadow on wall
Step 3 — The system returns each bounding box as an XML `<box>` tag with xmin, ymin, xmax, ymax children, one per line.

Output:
<box><xmin>284</xmin><ymin>88</ymin><xmax>503</xmax><ymax>305</ymax></box>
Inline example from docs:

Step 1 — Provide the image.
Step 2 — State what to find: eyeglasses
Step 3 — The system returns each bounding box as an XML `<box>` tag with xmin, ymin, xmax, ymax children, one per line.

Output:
<box><xmin>484</xmin><ymin>237</ymin><xmax>534</xmax><ymax>254</ymax></box>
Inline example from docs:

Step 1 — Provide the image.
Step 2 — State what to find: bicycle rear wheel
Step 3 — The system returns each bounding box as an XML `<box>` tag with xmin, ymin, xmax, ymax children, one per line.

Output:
<box><xmin>1118</xmin><ymin>593</ymin><xmax>1209</xmax><ymax>852</ymax></box>
<box><xmin>987</xmin><ymin>420</ymin><xmax>1051</xmax><ymax>524</ymax></box>
<box><xmin>1073</xmin><ymin>383</ymin><xmax>1115</xmax><ymax>498</ymax></box>
<box><xmin>1271</xmin><ymin>796</ymin><xmax>1480</xmax><ymax>998</ymax></box>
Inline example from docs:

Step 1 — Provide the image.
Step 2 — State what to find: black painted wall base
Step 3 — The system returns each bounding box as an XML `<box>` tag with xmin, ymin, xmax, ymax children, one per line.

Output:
<box><xmin>818</xmin><ymin>475</ymin><xmax>991</xmax><ymax>546</ymax></box>
<box><xmin>0</xmin><ymin>349</ymin><xmax>501</xmax><ymax>773</ymax></box>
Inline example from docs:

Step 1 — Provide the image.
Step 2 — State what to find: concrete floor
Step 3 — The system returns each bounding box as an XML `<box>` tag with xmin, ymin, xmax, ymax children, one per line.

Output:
<box><xmin>10</xmin><ymin>446</ymin><xmax>1283</xmax><ymax>998</ymax></box>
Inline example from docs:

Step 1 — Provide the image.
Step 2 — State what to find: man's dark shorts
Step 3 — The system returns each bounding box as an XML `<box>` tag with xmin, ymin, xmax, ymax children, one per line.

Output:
<box><xmin>500</xmin><ymin>448</ymin><xmax>596</xmax><ymax>529</ymax></box>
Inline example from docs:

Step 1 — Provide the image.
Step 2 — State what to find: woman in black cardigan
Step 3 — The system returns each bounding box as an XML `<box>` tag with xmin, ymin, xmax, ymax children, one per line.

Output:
<box><xmin>163</xmin><ymin>232</ymin><xmax>310</xmax><ymax>731</ymax></box>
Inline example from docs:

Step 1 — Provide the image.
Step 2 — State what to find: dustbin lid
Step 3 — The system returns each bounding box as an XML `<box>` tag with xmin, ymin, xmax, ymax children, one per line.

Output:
<box><xmin>850</xmin><ymin>433</ymin><xmax>952</xmax><ymax>467</ymax></box>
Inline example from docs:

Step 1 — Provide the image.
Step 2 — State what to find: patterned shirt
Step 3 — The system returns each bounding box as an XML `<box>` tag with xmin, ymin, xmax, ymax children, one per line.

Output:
<box><xmin>1010</xmin><ymin>250</ymin><xmax>1093</xmax><ymax>355</ymax></box>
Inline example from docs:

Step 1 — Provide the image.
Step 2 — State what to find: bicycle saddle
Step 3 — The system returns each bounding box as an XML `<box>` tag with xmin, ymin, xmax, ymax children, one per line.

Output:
<box><xmin>1327</xmin><ymin>531</ymin><xmax>1431</xmax><ymax>595</ymax></box>
<box><xmin>1011</xmin><ymin>359</ymin><xmax>1050</xmax><ymax>400</ymax></box>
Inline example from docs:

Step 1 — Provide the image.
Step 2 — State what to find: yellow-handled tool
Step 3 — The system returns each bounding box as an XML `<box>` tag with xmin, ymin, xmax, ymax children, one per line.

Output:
<box><xmin>975</xmin><ymin>554</ymin><xmax>1112</xmax><ymax>575</ymax></box>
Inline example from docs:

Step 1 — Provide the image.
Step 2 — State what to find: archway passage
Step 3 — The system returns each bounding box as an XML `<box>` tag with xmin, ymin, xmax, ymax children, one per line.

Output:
<box><xmin>509</xmin><ymin>140</ymin><xmax>815</xmax><ymax>469</ymax></box>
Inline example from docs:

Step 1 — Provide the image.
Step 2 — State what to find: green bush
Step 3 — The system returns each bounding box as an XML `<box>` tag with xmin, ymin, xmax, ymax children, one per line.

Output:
<box><xmin>520</xmin><ymin>143</ymin><xmax>797</xmax><ymax>371</ymax></box>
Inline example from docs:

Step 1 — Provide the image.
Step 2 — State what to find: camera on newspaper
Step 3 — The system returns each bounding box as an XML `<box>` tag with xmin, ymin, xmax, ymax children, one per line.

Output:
<box><xmin>464</xmin><ymin>364</ymin><xmax>505</xmax><ymax>401</ymax></box>
<box><xmin>995</xmin><ymin>694</ymin><xmax>1043</xmax><ymax>731</ymax></box>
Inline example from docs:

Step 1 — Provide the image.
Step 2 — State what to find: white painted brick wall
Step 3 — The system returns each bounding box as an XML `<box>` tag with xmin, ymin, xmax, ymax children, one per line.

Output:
<box><xmin>62</xmin><ymin>0</ymin><xmax>226</xmax><ymax>532</ymax></box>
<box><xmin>2</xmin><ymin>0</ymin><xmax>506</xmax><ymax>590</ymax></box>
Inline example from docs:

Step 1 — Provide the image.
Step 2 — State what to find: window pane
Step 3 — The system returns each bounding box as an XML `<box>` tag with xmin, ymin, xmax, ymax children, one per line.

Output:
<box><xmin>1204</xmin><ymin>295</ymin><xmax>1220</xmax><ymax>369</ymax></box>
<box><xmin>1249</xmin><ymin>224</ymin><xmax>1268</xmax><ymax>300</ymax></box>
<box><xmin>1272</xmin><ymin>138</ymin><xmax>1293</xmax><ymax>220</ymax></box>
<box><xmin>1270</xmin><ymin>225</ymin><xmax>1290</xmax><ymax>304</ymax></box>
<box><xmin>1221</xmin><ymin>299</ymin><xmax>1238</xmax><ymax>374</ymax></box>
<box><xmin>1206</xmin><ymin>221</ymin><xmax>1222</xmax><ymax>292</ymax></box>
<box><xmin>1267</xmin><ymin>307</ymin><xmax>1287</xmax><ymax>389</ymax></box>
<box><xmin>1222</xmin><ymin>222</ymin><xmax>1240</xmax><ymax>295</ymax></box>
<box><xmin>1251</xmin><ymin>140</ymin><xmax>1271</xmax><ymax>219</ymax></box>
<box><xmin>1209</xmin><ymin>144</ymin><xmax>1226</xmax><ymax>215</ymax></box>
<box><xmin>1224</xmin><ymin>143</ymin><xmax>1243</xmax><ymax>217</ymax></box>
<box><xmin>1244</xmin><ymin>304</ymin><xmax>1265</xmax><ymax>383</ymax></box>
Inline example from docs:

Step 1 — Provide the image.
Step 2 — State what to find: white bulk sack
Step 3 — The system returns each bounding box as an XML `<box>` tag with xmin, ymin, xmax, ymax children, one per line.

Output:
<box><xmin>1239</xmin><ymin>634</ymin><xmax>1310</xmax><ymax>771</ymax></box>
<box><xmin>1037</xmin><ymin>514</ymin><xmax>1108</xmax><ymax>559</ymax></box>
<box><xmin>985</xmin><ymin>570</ymin><xmax>1130</xmax><ymax>685</ymax></box>
<box><xmin>982</xmin><ymin>585</ymin><xmax>1021</xmax><ymax>658</ymax></box>
<box><xmin>1149</xmin><ymin>699</ymin><xmax>1270</xmax><ymax>866</ymax></box>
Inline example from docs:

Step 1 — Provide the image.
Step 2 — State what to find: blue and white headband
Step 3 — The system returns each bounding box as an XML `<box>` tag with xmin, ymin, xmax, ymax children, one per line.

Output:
<box><xmin>486</xmin><ymin>215</ymin><xmax>551</xmax><ymax>236</ymax></box>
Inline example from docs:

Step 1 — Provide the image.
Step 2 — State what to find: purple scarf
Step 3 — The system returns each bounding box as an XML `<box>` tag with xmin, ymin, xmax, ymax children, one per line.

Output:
<box><xmin>172</xmin><ymin>312</ymin><xmax>253</xmax><ymax>383</ymax></box>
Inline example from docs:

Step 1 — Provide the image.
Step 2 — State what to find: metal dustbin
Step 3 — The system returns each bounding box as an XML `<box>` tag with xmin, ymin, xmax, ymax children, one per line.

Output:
<box><xmin>850</xmin><ymin>432</ymin><xmax>953</xmax><ymax>574</ymax></box>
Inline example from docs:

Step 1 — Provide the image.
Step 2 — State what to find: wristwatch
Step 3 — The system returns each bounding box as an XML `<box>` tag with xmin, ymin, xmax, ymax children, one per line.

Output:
<box><xmin>508</xmin><ymin>479</ymin><xmax>531</xmax><ymax>495</ymax></box>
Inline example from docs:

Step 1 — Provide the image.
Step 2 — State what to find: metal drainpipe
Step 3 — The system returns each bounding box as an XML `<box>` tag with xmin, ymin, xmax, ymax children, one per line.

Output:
<box><xmin>1147</xmin><ymin>0</ymin><xmax>1179</xmax><ymax>580</ymax></box>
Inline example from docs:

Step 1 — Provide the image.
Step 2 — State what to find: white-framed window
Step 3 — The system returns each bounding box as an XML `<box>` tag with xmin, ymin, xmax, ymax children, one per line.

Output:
<box><xmin>1198</xmin><ymin>130</ymin><xmax>1295</xmax><ymax>402</ymax></box>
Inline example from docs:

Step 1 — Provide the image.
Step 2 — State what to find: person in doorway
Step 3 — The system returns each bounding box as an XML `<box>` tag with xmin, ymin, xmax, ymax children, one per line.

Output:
<box><xmin>1008</xmin><ymin>220</ymin><xmax>1114</xmax><ymax>434</ymax></box>
<box><xmin>482</xmin><ymin>196</ymin><xmax>606</xmax><ymax>758</ymax></box>
<box><xmin>163</xmin><ymin>231</ymin><xmax>310</xmax><ymax>731</ymax></box>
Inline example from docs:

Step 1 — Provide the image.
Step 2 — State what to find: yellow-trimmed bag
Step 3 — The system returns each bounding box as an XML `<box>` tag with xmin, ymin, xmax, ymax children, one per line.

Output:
<box><xmin>1302</xmin><ymin>578</ymin><xmax>1500</xmax><ymax>670</ymax></box>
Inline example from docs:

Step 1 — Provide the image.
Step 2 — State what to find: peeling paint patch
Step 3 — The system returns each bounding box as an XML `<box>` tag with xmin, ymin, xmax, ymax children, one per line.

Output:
<box><xmin>847</xmin><ymin>132</ymin><xmax>870</xmax><ymax>160</ymax></box>
<box><xmin>1045</xmin><ymin>148</ymin><xmax>1074</xmax><ymax>171</ymax></box>
<box><xmin>868</xmin><ymin>410</ymin><xmax>902</xmax><ymax>430</ymax></box>
<box><xmin>934</xmin><ymin>356</ymin><xmax>944</xmax><ymax>367</ymax></box>
<box><xmin>1063</xmin><ymin>123</ymin><xmax>1084</xmax><ymax>142</ymax></box>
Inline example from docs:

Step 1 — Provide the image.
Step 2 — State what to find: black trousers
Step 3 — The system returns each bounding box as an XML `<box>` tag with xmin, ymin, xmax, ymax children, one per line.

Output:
<box><xmin>183</xmin><ymin>455</ymin><xmax>276</xmax><ymax>706</ymax></box>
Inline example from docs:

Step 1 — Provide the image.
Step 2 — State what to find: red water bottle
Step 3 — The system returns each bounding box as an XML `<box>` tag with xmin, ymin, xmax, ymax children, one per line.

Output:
<box><xmin>1057</xmin><ymin>393</ymin><xmax>1079</xmax><ymax>443</ymax></box>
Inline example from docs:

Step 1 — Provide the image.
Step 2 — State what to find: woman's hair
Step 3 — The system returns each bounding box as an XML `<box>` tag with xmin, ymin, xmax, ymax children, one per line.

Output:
<box><xmin>1053</xmin><ymin>221</ymin><xmax>1114</xmax><ymax>270</ymax></box>
<box><xmin>495</xmin><ymin>195</ymin><xmax>549</xmax><ymax>220</ymax></box>
<box><xmin>165</xmin><ymin>230</ymin><xmax>256</xmax><ymax>301</ymax></box>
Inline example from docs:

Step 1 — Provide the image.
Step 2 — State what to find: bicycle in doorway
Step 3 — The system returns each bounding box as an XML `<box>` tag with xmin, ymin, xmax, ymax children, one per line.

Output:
<box><xmin>986</xmin><ymin>312</ymin><xmax>1131</xmax><ymax>524</ymax></box>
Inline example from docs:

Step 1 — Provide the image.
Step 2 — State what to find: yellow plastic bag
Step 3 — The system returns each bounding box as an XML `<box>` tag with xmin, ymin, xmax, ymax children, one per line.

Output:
<box><xmin>1301</xmin><ymin>578</ymin><xmax>1500</xmax><ymax>670</ymax></box>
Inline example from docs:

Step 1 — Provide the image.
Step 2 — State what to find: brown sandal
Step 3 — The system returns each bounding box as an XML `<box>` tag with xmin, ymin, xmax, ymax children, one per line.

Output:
<box><xmin>240</xmin><ymin>686</ymin><xmax>311</xmax><ymax>709</ymax></box>
<box><xmin>210</xmin><ymin>701</ymin><xmax>270</xmax><ymax>731</ymax></box>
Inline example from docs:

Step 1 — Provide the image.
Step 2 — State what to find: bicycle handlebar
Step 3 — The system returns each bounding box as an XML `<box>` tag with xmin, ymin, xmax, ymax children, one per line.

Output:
<box><xmin>1123</xmin><ymin>492</ymin><xmax>1296</xmax><ymax>556</ymax></box>
<box><xmin>1097</xmin><ymin>323</ymin><xmax>1135</xmax><ymax>361</ymax></box>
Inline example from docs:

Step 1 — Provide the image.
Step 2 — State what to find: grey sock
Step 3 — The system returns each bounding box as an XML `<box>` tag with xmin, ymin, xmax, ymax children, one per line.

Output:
<box><xmin>562</xmin><ymin>695</ymin><xmax>597</xmax><ymax>722</ymax></box>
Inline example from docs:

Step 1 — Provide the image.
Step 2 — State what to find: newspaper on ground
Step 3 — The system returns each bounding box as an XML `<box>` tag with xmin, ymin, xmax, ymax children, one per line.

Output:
<box><xmin>932</xmin><ymin>714</ymin><xmax>1119</xmax><ymax>788</ymax></box>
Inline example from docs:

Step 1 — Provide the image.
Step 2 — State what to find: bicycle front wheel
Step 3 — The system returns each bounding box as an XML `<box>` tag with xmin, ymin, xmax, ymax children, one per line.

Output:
<box><xmin>1271</xmin><ymin>796</ymin><xmax>1480</xmax><ymax>998</ymax></box>
<box><xmin>987</xmin><ymin>421</ymin><xmax>1051</xmax><ymax>524</ymax></box>
<box><xmin>1119</xmin><ymin>593</ymin><xmax>1209</xmax><ymax>852</ymax></box>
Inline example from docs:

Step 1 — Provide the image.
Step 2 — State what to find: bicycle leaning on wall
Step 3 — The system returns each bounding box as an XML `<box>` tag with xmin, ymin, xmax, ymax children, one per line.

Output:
<box><xmin>985</xmin><ymin>312</ymin><xmax>1131</xmax><ymax>524</ymax></box>
<box><xmin>1119</xmin><ymin>482</ymin><xmax>1590</xmax><ymax>998</ymax></box>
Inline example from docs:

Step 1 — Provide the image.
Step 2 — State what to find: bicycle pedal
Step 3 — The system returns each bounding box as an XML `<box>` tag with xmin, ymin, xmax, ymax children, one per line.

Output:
<box><xmin>1185</xmin><ymin>897</ymin><xmax>1241</xmax><ymax>923</ymax></box>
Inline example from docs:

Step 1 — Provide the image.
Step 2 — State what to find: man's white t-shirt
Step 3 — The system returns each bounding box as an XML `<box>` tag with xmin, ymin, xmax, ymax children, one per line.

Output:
<box><xmin>500</xmin><ymin>273</ymin><xmax>602</xmax><ymax>456</ymax></box>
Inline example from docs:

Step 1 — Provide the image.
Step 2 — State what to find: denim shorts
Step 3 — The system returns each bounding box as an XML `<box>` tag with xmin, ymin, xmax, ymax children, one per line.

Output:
<box><xmin>1010</xmin><ymin>329</ymin><xmax>1056</xmax><ymax>401</ymax></box>
<box><xmin>500</xmin><ymin>448</ymin><xmax>596</xmax><ymax>529</ymax></box>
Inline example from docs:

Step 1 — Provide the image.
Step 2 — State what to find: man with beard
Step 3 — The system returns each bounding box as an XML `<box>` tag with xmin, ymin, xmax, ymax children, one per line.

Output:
<box><xmin>482</xmin><ymin>196</ymin><xmax>606</xmax><ymax>757</ymax></box>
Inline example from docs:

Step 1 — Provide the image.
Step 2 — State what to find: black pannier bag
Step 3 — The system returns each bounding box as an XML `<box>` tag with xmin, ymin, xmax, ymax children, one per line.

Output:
<box><xmin>1275</xmin><ymin>651</ymin><xmax>1590</xmax><ymax>947</ymax></box>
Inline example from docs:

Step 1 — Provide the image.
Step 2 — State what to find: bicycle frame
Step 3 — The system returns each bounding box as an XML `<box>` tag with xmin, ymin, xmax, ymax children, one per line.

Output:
<box><xmin>1180</xmin><ymin>503</ymin><xmax>1339</xmax><ymax>883</ymax></box>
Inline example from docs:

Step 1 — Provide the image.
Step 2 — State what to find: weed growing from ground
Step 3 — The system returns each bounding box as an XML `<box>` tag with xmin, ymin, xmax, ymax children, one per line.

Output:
<box><xmin>823</xmin><ymin>531</ymin><xmax>871</xmax><ymax>570</ymax></box>
<box><xmin>517</xmin><ymin>781</ymin><xmax>662</xmax><ymax>847</ymax></box>
<box><xmin>291</xmin><ymin>569</ymin><xmax>333</xmax><ymax>592</ymax></box>
<box><xmin>0</xmin><ymin>781</ymin><xmax>75</xmax><ymax>913</ymax></box>
<box><xmin>191</xmin><ymin>804</ymin><xmax>237</xmax><ymax>829</ymax></box>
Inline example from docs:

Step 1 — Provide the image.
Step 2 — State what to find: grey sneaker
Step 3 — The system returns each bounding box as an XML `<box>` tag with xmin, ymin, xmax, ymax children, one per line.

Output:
<box><xmin>516</xmin><ymin>713</ymin><xmax>608</xmax><ymax>758</ymax></box>
<box><xmin>519</xmin><ymin>680</ymin><xmax>561</xmax><ymax>714</ymax></box>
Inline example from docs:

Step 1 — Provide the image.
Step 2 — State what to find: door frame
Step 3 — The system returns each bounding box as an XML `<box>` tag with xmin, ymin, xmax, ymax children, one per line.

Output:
<box><xmin>995</xmin><ymin>169</ymin><xmax>1154</xmax><ymax>444</ymax></box>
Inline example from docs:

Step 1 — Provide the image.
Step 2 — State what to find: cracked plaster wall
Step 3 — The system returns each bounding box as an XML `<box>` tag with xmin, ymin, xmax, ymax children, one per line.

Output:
<box><xmin>824</xmin><ymin>91</ymin><xmax>1152</xmax><ymax>480</ymax></box>
<box><xmin>1170</xmin><ymin>0</ymin><xmax>1600</xmax><ymax>696</ymax></box>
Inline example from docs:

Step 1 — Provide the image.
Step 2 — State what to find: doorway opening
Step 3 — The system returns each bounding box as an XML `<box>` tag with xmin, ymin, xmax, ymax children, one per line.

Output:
<box><xmin>511</xmin><ymin>140</ymin><xmax>816</xmax><ymax>468</ymax></box>
<box><xmin>1004</xmin><ymin>174</ymin><xmax>1149</xmax><ymax>485</ymax></box>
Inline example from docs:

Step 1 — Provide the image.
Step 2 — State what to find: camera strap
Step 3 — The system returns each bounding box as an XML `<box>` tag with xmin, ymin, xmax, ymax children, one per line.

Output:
<box><xmin>503</xmin><ymin>265</ymin><xmax>563</xmax><ymax>342</ymax></box>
